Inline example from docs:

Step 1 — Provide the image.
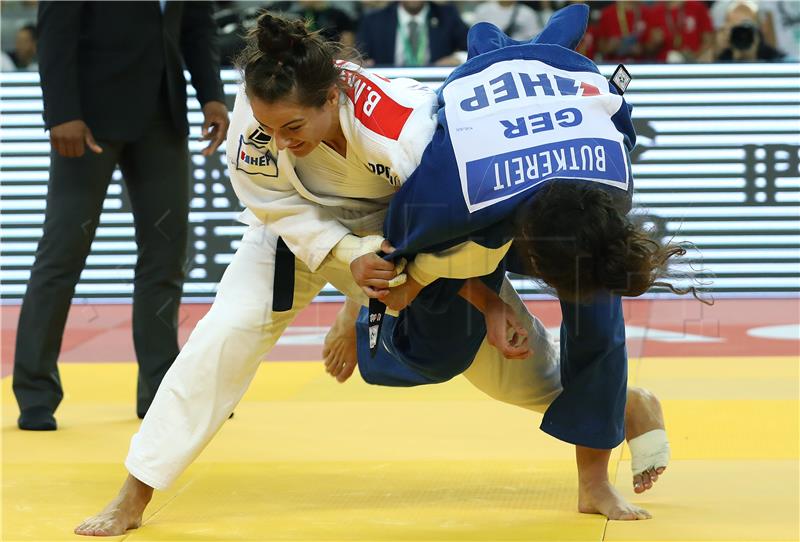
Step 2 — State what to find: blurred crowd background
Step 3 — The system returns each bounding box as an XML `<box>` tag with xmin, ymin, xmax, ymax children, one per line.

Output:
<box><xmin>2</xmin><ymin>0</ymin><xmax>798</xmax><ymax>72</ymax></box>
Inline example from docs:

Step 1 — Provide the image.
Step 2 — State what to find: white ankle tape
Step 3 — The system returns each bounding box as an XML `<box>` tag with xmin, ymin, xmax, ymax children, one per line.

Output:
<box><xmin>629</xmin><ymin>429</ymin><xmax>670</xmax><ymax>475</ymax></box>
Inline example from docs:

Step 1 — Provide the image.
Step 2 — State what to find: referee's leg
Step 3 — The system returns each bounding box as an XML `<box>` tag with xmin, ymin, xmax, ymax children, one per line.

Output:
<box><xmin>119</xmin><ymin>120</ymin><xmax>189</xmax><ymax>418</ymax></box>
<box><xmin>13</xmin><ymin>144</ymin><xmax>120</xmax><ymax>429</ymax></box>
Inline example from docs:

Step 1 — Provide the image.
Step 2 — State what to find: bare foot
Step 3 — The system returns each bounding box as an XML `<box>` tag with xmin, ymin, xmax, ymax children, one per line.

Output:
<box><xmin>578</xmin><ymin>479</ymin><xmax>652</xmax><ymax>520</ymax></box>
<box><xmin>322</xmin><ymin>299</ymin><xmax>359</xmax><ymax>383</ymax></box>
<box><xmin>625</xmin><ymin>387</ymin><xmax>670</xmax><ymax>494</ymax></box>
<box><xmin>74</xmin><ymin>475</ymin><xmax>153</xmax><ymax>537</ymax></box>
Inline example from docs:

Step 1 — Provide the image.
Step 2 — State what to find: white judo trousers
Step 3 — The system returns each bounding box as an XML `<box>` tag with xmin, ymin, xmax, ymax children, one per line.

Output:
<box><xmin>125</xmin><ymin>224</ymin><xmax>563</xmax><ymax>490</ymax></box>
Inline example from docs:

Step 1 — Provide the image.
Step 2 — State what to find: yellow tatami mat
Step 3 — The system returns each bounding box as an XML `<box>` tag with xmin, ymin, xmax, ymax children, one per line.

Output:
<box><xmin>2</xmin><ymin>357</ymin><xmax>798</xmax><ymax>541</ymax></box>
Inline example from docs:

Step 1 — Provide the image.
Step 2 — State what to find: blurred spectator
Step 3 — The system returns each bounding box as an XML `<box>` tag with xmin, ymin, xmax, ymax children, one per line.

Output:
<box><xmin>471</xmin><ymin>1</ymin><xmax>544</xmax><ymax>41</ymax></box>
<box><xmin>574</xmin><ymin>0</ymin><xmax>603</xmax><ymax>60</ymax></box>
<box><xmin>710</xmin><ymin>0</ymin><xmax>759</xmax><ymax>30</ymax></box>
<box><xmin>289</xmin><ymin>1</ymin><xmax>357</xmax><ymax>48</ymax></box>
<box><xmin>357</xmin><ymin>1</ymin><xmax>468</xmax><ymax>66</ymax></box>
<box><xmin>1</xmin><ymin>52</ymin><xmax>15</xmax><ymax>71</ymax></box>
<box><xmin>648</xmin><ymin>1</ymin><xmax>714</xmax><ymax>62</ymax></box>
<box><xmin>214</xmin><ymin>2</ymin><xmax>259</xmax><ymax>66</ymax></box>
<box><xmin>214</xmin><ymin>2</ymin><xmax>358</xmax><ymax>66</ymax></box>
<box><xmin>710</xmin><ymin>0</ymin><xmax>771</xmax><ymax>52</ymax></box>
<box><xmin>761</xmin><ymin>0</ymin><xmax>800</xmax><ymax>59</ymax></box>
<box><xmin>529</xmin><ymin>0</ymin><xmax>556</xmax><ymax>22</ymax></box>
<box><xmin>358</xmin><ymin>1</ymin><xmax>390</xmax><ymax>12</ymax></box>
<box><xmin>1</xmin><ymin>0</ymin><xmax>38</xmax><ymax>51</ymax></box>
<box><xmin>5</xmin><ymin>23</ymin><xmax>38</xmax><ymax>70</ymax></box>
<box><xmin>595</xmin><ymin>1</ymin><xmax>663</xmax><ymax>62</ymax></box>
<box><xmin>717</xmin><ymin>0</ymin><xmax>785</xmax><ymax>60</ymax></box>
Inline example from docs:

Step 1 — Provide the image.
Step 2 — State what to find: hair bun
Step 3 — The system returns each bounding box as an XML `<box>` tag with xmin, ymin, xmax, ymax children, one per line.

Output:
<box><xmin>256</xmin><ymin>13</ymin><xmax>309</xmax><ymax>66</ymax></box>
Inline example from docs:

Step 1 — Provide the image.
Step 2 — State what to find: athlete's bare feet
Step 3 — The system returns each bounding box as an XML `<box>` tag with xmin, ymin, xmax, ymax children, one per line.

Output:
<box><xmin>575</xmin><ymin>445</ymin><xmax>651</xmax><ymax>520</ymax></box>
<box><xmin>74</xmin><ymin>474</ymin><xmax>153</xmax><ymax>537</ymax></box>
<box><xmin>323</xmin><ymin>298</ymin><xmax>360</xmax><ymax>383</ymax></box>
<box><xmin>578</xmin><ymin>479</ymin><xmax>652</xmax><ymax>520</ymax></box>
<box><xmin>625</xmin><ymin>387</ymin><xmax>670</xmax><ymax>494</ymax></box>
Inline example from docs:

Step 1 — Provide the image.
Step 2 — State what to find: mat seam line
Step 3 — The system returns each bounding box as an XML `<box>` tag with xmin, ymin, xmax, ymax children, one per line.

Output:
<box><xmin>127</xmin><ymin>471</ymin><xmax>202</xmax><ymax>539</ymax></box>
<box><xmin>602</xmin><ymin>445</ymin><xmax>625</xmax><ymax>541</ymax></box>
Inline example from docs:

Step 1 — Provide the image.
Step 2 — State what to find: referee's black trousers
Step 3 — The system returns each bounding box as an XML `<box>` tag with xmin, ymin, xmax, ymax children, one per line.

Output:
<box><xmin>13</xmin><ymin>108</ymin><xmax>189</xmax><ymax>419</ymax></box>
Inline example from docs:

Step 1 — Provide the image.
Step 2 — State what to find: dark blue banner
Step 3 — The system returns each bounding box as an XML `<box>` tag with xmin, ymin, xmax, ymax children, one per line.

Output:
<box><xmin>465</xmin><ymin>137</ymin><xmax>627</xmax><ymax>206</ymax></box>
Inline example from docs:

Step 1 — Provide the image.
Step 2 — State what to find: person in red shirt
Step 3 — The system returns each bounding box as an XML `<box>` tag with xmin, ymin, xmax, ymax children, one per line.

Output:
<box><xmin>577</xmin><ymin>18</ymin><xmax>598</xmax><ymax>60</ymax></box>
<box><xmin>595</xmin><ymin>1</ymin><xmax>664</xmax><ymax>62</ymax></box>
<box><xmin>648</xmin><ymin>0</ymin><xmax>715</xmax><ymax>62</ymax></box>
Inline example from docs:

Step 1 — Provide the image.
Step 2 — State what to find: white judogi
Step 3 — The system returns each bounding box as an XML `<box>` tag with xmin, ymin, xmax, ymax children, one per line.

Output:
<box><xmin>230</xmin><ymin>62</ymin><xmax>437</xmax><ymax>270</ymax></box>
<box><xmin>125</xmin><ymin>66</ymin><xmax>562</xmax><ymax>490</ymax></box>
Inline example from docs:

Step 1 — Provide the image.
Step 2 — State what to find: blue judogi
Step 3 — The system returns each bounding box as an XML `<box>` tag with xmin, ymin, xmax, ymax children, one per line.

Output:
<box><xmin>356</xmin><ymin>4</ymin><xmax>633</xmax><ymax>450</ymax></box>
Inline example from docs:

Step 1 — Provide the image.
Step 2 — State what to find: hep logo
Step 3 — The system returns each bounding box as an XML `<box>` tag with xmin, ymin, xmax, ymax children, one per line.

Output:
<box><xmin>461</xmin><ymin>71</ymin><xmax>602</xmax><ymax>112</ymax></box>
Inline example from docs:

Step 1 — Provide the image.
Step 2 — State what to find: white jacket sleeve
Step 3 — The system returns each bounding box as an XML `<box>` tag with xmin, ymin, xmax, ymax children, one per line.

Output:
<box><xmin>226</xmin><ymin>87</ymin><xmax>350</xmax><ymax>272</ymax></box>
<box><xmin>406</xmin><ymin>240</ymin><xmax>513</xmax><ymax>286</ymax></box>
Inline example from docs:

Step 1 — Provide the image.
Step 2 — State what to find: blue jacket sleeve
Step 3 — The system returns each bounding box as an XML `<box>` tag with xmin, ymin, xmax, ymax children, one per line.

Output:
<box><xmin>540</xmin><ymin>291</ymin><xmax>628</xmax><ymax>449</ymax></box>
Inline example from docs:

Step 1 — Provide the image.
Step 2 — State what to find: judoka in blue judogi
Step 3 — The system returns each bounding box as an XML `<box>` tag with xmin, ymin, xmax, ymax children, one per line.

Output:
<box><xmin>354</xmin><ymin>4</ymin><xmax>637</xmax><ymax>451</ymax></box>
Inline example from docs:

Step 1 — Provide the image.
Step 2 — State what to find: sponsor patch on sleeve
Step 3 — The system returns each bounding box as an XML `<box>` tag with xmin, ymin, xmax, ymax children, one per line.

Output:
<box><xmin>235</xmin><ymin>135</ymin><xmax>278</xmax><ymax>177</ymax></box>
<box><xmin>341</xmin><ymin>71</ymin><xmax>413</xmax><ymax>141</ymax></box>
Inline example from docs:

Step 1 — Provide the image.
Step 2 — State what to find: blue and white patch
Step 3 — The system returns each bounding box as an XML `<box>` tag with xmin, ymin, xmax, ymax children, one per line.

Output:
<box><xmin>236</xmin><ymin>135</ymin><xmax>278</xmax><ymax>177</ymax></box>
<box><xmin>443</xmin><ymin>58</ymin><xmax>631</xmax><ymax>213</ymax></box>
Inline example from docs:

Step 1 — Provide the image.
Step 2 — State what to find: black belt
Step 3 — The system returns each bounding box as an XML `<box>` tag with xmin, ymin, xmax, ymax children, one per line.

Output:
<box><xmin>367</xmin><ymin>250</ymin><xmax>388</xmax><ymax>357</ymax></box>
<box><xmin>272</xmin><ymin>236</ymin><xmax>295</xmax><ymax>312</ymax></box>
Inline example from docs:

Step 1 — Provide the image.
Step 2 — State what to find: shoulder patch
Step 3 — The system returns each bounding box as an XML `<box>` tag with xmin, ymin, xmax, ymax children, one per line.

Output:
<box><xmin>235</xmin><ymin>135</ymin><xmax>278</xmax><ymax>177</ymax></box>
<box><xmin>246</xmin><ymin>127</ymin><xmax>272</xmax><ymax>148</ymax></box>
<box><xmin>341</xmin><ymin>71</ymin><xmax>413</xmax><ymax>141</ymax></box>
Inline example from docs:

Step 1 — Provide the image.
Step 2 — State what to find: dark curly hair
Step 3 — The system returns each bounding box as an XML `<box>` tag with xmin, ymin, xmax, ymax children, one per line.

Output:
<box><xmin>512</xmin><ymin>181</ymin><xmax>706</xmax><ymax>303</ymax></box>
<box><xmin>234</xmin><ymin>12</ymin><xmax>354</xmax><ymax>107</ymax></box>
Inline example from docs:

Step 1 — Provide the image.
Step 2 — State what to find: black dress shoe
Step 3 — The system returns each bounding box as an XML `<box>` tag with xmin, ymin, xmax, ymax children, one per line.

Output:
<box><xmin>18</xmin><ymin>407</ymin><xmax>57</xmax><ymax>431</ymax></box>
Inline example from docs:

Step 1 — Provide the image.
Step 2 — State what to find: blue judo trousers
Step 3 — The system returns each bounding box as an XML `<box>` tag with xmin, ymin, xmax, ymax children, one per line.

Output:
<box><xmin>355</xmin><ymin>4</ymin><xmax>635</xmax><ymax>450</ymax></box>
